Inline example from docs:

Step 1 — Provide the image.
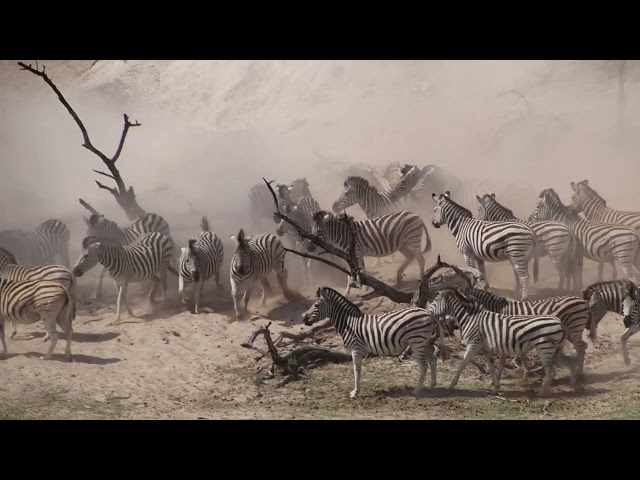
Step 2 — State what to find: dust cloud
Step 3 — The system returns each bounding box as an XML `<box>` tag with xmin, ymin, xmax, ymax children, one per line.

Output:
<box><xmin>1</xmin><ymin>60</ymin><xmax>639</xmax><ymax>290</ymax></box>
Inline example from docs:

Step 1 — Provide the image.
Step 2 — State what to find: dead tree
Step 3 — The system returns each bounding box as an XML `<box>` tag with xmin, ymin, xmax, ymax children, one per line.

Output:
<box><xmin>241</xmin><ymin>321</ymin><xmax>352</xmax><ymax>385</ymax></box>
<box><xmin>18</xmin><ymin>61</ymin><xmax>146</xmax><ymax>221</ymax></box>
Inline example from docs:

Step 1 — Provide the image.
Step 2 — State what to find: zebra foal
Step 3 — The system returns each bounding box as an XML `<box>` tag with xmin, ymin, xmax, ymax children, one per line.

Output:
<box><xmin>73</xmin><ymin>232</ymin><xmax>177</xmax><ymax>324</ymax></box>
<box><xmin>178</xmin><ymin>217</ymin><xmax>225</xmax><ymax>314</ymax></box>
<box><xmin>302</xmin><ymin>286</ymin><xmax>447</xmax><ymax>399</ymax></box>
<box><xmin>0</xmin><ymin>277</ymin><xmax>75</xmax><ymax>361</ymax></box>
<box><xmin>426</xmin><ymin>288</ymin><xmax>577</xmax><ymax>396</ymax></box>
<box><xmin>0</xmin><ymin>246</ymin><xmax>77</xmax><ymax>340</ymax></box>
<box><xmin>530</xmin><ymin>188</ymin><xmax>640</xmax><ymax>284</ymax></box>
<box><xmin>229</xmin><ymin>229</ymin><xmax>294</xmax><ymax>320</ymax></box>
<box><xmin>477</xmin><ymin>193</ymin><xmax>583</xmax><ymax>290</ymax></box>
<box><xmin>306</xmin><ymin>210</ymin><xmax>431</xmax><ymax>296</ymax></box>
<box><xmin>432</xmin><ymin>191</ymin><xmax>539</xmax><ymax>300</ymax></box>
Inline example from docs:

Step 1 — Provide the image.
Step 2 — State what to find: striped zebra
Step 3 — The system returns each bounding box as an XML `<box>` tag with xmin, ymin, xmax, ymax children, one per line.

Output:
<box><xmin>0</xmin><ymin>277</ymin><xmax>74</xmax><ymax>361</ymax></box>
<box><xmin>570</xmin><ymin>180</ymin><xmax>640</xmax><ymax>232</ymax></box>
<box><xmin>469</xmin><ymin>288</ymin><xmax>593</xmax><ymax>381</ymax></box>
<box><xmin>530</xmin><ymin>188</ymin><xmax>640</xmax><ymax>284</ymax></box>
<box><xmin>275</xmin><ymin>195</ymin><xmax>322</xmax><ymax>287</ymax></box>
<box><xmin>229</xmin><ymin>229</ymin><xmax>293</xmax><ymax>320</ymax></box>
<box><xmin>307</xmin><ymin>210</ymin><xmax>432</xmax><ymax>296</ymax></box>
<box><xmin>618</xmin><ymin>285</ymin><xmax>640</xmax><ymax>366</ymax></box>
<box><xmin>581</xmin><ymin>279</ymin><xmax>637</xmax><ymax>344</ymax></box>
<box><xmin>426</xmin><ymin>288</ymin><xmax>577</xmax><ymax>395</ymax></box>
<box><xmin>0</xmin><ymin>219</ymin><xmax>70</xmax><ymax>267</ymax></box>
<box><xmin>84</xmin><ymin>212</ymin><xmax>173</xmax><ymax>300</ymax></box>
<box><xmin>0</xmin><ymin>246</ymin><xmax>77</xmax><ymax>340</ymax></box>
<box><xmin>331</xmin><ymin>175</ymin><xmax>411</xmax><ymax>218</ymax></box>
<box><xmin>73</xmin><ymin>232</ymin><xmax>177</xmax><ymax>324</ymax></box>
<box><xmin>302</xmin><ymin>286</ymin><xmax>447</xmax><ymax>399</ymax></box>
<box><xmin>432</xmin><ymin>191</ymin><xmax>539</xmax><ymax>300</ymax></box>
<box><xmin>178</xmin><ymin>217</ymin><xmax>225</xmax><ymax>314</ymax></box>
<box><xmin>477</xmin><ymin>193</ymin><xmax>584</xmax><ymax>290</ymax></box>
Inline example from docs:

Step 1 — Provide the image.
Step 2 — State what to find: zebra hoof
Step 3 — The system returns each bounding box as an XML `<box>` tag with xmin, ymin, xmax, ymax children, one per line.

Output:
<box><xmin>349</xmin><ymin>390</ymin><xmax>359</xmax><ymax>399</ymax></box>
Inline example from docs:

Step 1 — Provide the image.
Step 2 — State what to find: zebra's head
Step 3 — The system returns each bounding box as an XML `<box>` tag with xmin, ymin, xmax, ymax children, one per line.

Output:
<box><xmin>431</xmin><ymin>191</ymin><xmax>459</xmax><ymax>228</ymax></box>
<box><xmin>290</xmin><ymin>178</ymin><xmax>312</xmax><ymax>201</ymax></box>
<box><xmin>529</xmin><ymin>189</ymin><xmax>561</xmax><ymax>221</ymax></box>
<box><xmin>332</xmin><ymin>176</ymin><xmax>368</xmax><ymax>213</ymax></box>
<box><xmin>73</xmin><ymin>240</ymin><xmax>103</xmax><ymax>277</ymax></box>
<box><xmin>570</xmin><ymin>179</ymin><xmax>603</xmax><ymax>212</ymax></box>
<box><xmin>84</xmin><ymin>213</ymin><xmax>113</xmax><ymax>237</ymax></box>
<box><xmin>306</xmin><ymin>210</ymin><xmax>334</xmax><ymax>253</ymax></box>
<box><xmin>476</xmin><ymin>193</ymin><xmax>497</xmax><ymax>220</ymax></box>
<box><xmin>230</xmin><ymin>229</ymin><xmax>251</xmax><ymax>275</ymax></box>
<box><xmin>302</xmin><ymin>286</ymin><xmax>355</xmax><ymax>326</ymax></box>
<box><xmin>426</xmin><ymin>287</ymin><xmax>477</xmax><ymax>326</ymax></box>
<box><xmin>182</xmin><ymin>240</ymin><xmax>201</xmax><ymax>283</ymax></box>
<box><xmin>619</xmin><ymin>284</ymin><xmax>640</xmax><ymax>328</ymax></box>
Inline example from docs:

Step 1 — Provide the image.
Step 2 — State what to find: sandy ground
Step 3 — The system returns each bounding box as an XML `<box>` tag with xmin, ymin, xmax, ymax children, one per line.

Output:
<box><xmin>1</xmin><ymin>249</ymin><xmax>639</xmax><ymax>420</ymax></box>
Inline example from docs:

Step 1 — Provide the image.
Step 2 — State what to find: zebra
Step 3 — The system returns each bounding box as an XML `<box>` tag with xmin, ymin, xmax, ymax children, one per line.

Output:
<box><xmin>306</xmin><ymin>210</ymin><xmax>432</xmax><ymax>296</ymax></box>
<box><xmin>178</xmin><ymin>217</ymin><xmax>225</xmax><ymax>314</ymax></box>
<box><xmin>84</xmin><ymin>212</ymin><xmax>173</xmax><ymax>300</ymax></box>
<box><xmin>468</xmin><ymin>288</ymin><xmax>593</xmax><ymax>381</ymax></box>
<box><xmin>0</xmin><ymin>277</ymin><xmax>75</xmax><ymax>361</ymax></box>
<box><xmin>331</xmin><ymin>175</ymin><xmax>411</xmax><ymax>218</ymax></box>
<box><xmin>72</xmin><ymin>232</ymin><xmax>177</xmax><ymax>324</ymax></box>
<box><xmin>477</xmin><ymin>193</ymin><xmax>584</xmax><ymax>290</ymax></box>
<box><xmin>302</xmin><ymin>286</ymin><xmax>447</xmax><ymax>399</ymax></box>
<box><xmin>432</xmin><ymin>191</ymin><xmax>539</xmax><ymax>300</ymax></box>
<box><xmin>0</xmin><ymin>219</ymin><xmax>70</xmax><ymax>267</ymax></box>
<box><xmin>617</xmin><ymin>285</ymin><xmax>640</xmax><ymax>366</ymax></box>
<box><xmin>425</xmin><ymin>288</ymin><xmax>577</xmax><ymax>396</ymax></box>
<box><xmin>229</xmin><ymin>229</ymin><xmax>294</xmax><ymax>320</ymax></box>
<box><xmin>530</xmin><ymin>188</ymin><xmax>640</xmax><ymax>284</ymax></box>
<box><xmin>0</xmin><ymin>246</ymin><xmax>77</xmax><ymax>341</ymax></box>
<box><xmin>570</xmin><ymin>180</ymin><xmax>640</xmax><ymax>232</ymax></box>
<box><xmin>581</xmin><ymin>279</ymin><xmax>638</xmax><ymax>348</ymax></box>
<box><xmin>275</xmin><ymin>195</ymin><xmax>322</xmax><ymax>288</ymax></box>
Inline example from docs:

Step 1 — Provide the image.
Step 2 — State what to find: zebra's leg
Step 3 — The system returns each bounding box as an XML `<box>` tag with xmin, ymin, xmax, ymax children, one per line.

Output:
<box><xmin>0</xmin><ymin>318</ymin><xmax>7</xmax><ymax>359</ymax></box>
<box><xmin>620</xmin><ymin>324</ymin><xmax>639</xmax><ymax>366</ymax></box>
<box><xmin>259</xmin><ymin>279</ymin><xmax>272</xmax><ymax>308</ymax></box>
<box><xmin>449</xmin><ymin>343</ymin><xmax>482</xmax><ymax>390</ymax></box>
<box><xmin>114</xmin><ymin>283</ymin><xmax>134</xmax><ymax>323</ymax></box>
<box><xmin>619</xmin><ymin>259</ymin><xmax>638</xmax><ymax>285</ymax></box>
<box><xmin>395</xmin><ymin>251</ymin><xmax>414</xmax><ymax>285</ymax></box>
<box><xmin>41</xmin><ymin>317</ymin><xmax>59</xmax><ymax>360</ymax></box>
<box><xmin>10</xmin><ymin>319</ymin><xmax>17</xmax><ymax>339</ymax></box>
<box><xmin>553</xmin><ymin>349</ymin><xmax>578</xmax><ymax>388</ymax></box>
<box><xmin>483</xmin><ymin>350</ymin><xmax>500</xmax><ymax>395</ymax></box>
<box><xmin>148</xmin><ymin>275</ymin><xmax>161</xmax><ymax>303</ymax></box>
<box><xmin>95</xmin><ymin>266</ymin><xmax>108</xmax><ymax>301</ymax></box>
<box><xmin>276</xmin><ymin>265</ymin><xmax>291</xmax><ymax>297</ymax></box>
<box><xmin>159</xmin><ymin>268</ymin><xmax>169</xmax><ymax>301</ymax></box>
<box><xmin>415</xmin><ymin>339</ymin><xmax>438</xmax><ymax>390</ymax></box>
<box><xmin>611</xmin><ymin>258</ymin><xmax>618</xmax><ymax>279</ymax></box>
<box><xmin>350</xmin><ymin>350</ymin><xmax>364</xmax><ymax>399</ymax></box>
<box><xmin>511</xmin><ymin>257</ymin><xmax>531</xmax><ymax>300</ymax></box>
<box><xmin>231</xmin><ymin>283</ymin><xmax>246</xmax><ymax>319</ymax></box>
<box><xmin>466</xmin><ymin>253</ymin><xmax>489</xmax><ymax>289</ymax></box>
<box><xmin>410</xmin><ymin>340</ymin><xmax>428</xmax><ymax>394</ymax></box>
<box><xmin>194</xmin><ymin>280</ymin><xmax>204</xmax><ymax>314</ymax></box>
<box><xmin>570</xmin><ymin>334</ymin><xmax>588</xmax><ymax>381</ymax></box>
<box><xmin>597</xmin><ymin>261</ymin><xmax>605</xmax><ymax>282</ymax></box>
<box><xmin>535</xmin><ymin>345</ymin><xmax>557</xmax><ymax>396</ymax></box>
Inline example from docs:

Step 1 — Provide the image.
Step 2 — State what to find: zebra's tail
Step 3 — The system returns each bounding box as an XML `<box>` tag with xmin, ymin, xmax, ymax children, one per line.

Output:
<box><xmin>532</xmin><ymin>239</ymin><xmax>539</xmax><ymax>284</ymax></box>
<box><xmin>588</xmin><ymin>307</ymin><xmax>598</xmax><ymax>343</ymax></box>
<box><xmin>57</xmin><ymin>284</ymin><xmax>76</xmax><ymax>337</ymax></box>
<box><xmin>421</xmin><ymin>221</ymin><xmax>432</xmax><ymax>254</ymax></box>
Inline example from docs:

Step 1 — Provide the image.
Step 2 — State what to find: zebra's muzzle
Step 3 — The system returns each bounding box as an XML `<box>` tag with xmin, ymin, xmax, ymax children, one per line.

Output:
<box><xmin>72</xmin><ymin>267</ymin><xmax>84</xmax><ymax>277</ymax></box>
<box><xmin>192</xmin><ymin>271</ymin><xmax>201</xmax><ymax>282</ymax></box>
<box><xmin>624</xmin><ymin>315</ymin><xmax>633</xmax><ymax>328</ymax></box>
<box><xmin>431</xmin><ymin>220</ymin><xmax>441</xmax><ymax>229</ymax></box>
<box><xmin>302</xmin><ymin>314</ymin><xmax>313</xmax><ymax>326</ymax></box>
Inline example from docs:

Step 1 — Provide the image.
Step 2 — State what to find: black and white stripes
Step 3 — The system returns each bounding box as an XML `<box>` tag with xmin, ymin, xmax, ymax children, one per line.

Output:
<box><xmin>178</xmin><ymin>217</ymin><xmax>225</xmax><ymax>314</ymax></box>
<box><xmin>331</xmin><ymin>175</ymin><xmax>408</xmax><ymax>218</ymax></box>
<box><xmin>530</xmin><ymin>188</ymin><xmax>640</xmax><ymax>284</ymax></box>
<box><xmin>0</xmin><ymin>219</ymin><xmax>70</xmax><ymax>267</ymax></box>
<box><xmin>229</xmin><ymin>229</ymin><xmax>291</xmax><ymax>319</ymax></box>
<box><xmin>570</xmin><ymin>180</ymin><xmax>640</xmax><ymax>232</ymax></box>
<box><xmin>426</xmin><ymin>288</ymin><xmax>576</xmax><ymax>395</ymax></box>
<box><xmin>73</xmin><ymin>232</ymin><xmax>176</xmax><ymax>323</ymax></box>
<box><xmin>302</xmin><ymin>286</ymin><xmax>446</xmax><ymax>398</ymax></box>
<box><xmin>432</xmin><ymin>191</ymin><xmax>539</xmax><ymax>299</ymax></box>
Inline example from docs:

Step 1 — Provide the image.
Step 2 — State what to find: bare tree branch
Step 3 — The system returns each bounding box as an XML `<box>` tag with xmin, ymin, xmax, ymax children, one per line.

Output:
<box><xmin>274</xmin><ymin>319</ymin><xmax>334</xmax><ymax>346</ymax></box>
<box><xmin>78</xmin><ymin>198</ymin><xmax>101</xmax><ymax>216</ymax></box>
<box><xmin>18</xmin><ymin>61</ymin><xmax>146</xmax><ymax>221</ymax></box>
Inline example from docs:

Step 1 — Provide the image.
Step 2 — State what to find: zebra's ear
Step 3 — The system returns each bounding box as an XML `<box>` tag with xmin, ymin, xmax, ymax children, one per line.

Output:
<box><xmin>490</xmin><ymin>193</ymin><xmax>496</xmax><ymax>198</ymax></box>
<box><xmin>476</xmin><ymin>195</ymin><xmax>483</xmax><ymax>204</ymax></box>
<box><xmin>444</xmin><ymin>191</ymin><xmax>451</xmax><ymax>198</ymax></box>
<box><xmin>582</xmin><ymin>180</ymin><xmax>589</xmax><ymax>186</ymax></box>
<box><xmin>570</xmin><ymin>182</ymin><xmax>577</xmax><ymax>192</ymax></box>
<box><xmin>431</xmin><ymin>193</ymin><xmax>438</xmax><ymax>203</ymax></box>
<box><xmin>323</xmin><ymin>214</ymin><xmax>331</xmax><ymax>221</ymax></box>
<box><xmin>83</xmin><ymin>216</ymin><xmax>89</xmax><ymax>226</ymax></box>
<box><xmin>188</xmin><ymin>239</ymin><xmax>197</xmax><ymax>252</ymax></box>
<box><xmin>180</xmin><ymin>247</ymin><xmax>187</xmax><ymax>255</ymax></box>
<box><xmin>316</xmin><ymin>286</ymin><xmax>323</xmax><ymax>297</ymax></box>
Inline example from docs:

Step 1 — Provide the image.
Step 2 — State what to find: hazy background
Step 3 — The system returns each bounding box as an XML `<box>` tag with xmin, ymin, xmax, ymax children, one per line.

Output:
<box><xmin>2</xmin><ymin>60</ymin><xmax>639</xmax><ymax>289</ymax></box>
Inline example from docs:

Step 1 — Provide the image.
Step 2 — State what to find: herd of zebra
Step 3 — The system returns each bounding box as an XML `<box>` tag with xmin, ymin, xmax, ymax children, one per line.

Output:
<box><xmin>1</xmin><ymin>162</ymin><xmax>640</xmax><ymax>401</ymax></box>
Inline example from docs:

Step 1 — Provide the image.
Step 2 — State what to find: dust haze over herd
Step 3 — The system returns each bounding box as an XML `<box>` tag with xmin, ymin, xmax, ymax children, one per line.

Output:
<box><xmin>1</xmin><ymin>60</ymin><xmax>640</xmax><ymax>419</ymax></box>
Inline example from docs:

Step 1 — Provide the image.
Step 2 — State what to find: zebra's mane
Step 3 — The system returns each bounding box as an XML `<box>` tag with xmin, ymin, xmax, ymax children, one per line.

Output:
<box><xmin>81</xmin><ymin>235</ymin><xmax>122</xmax><ymax>250</ymax></box>
<box><xmin>468</xmin><ymin>288</ymin><xmax>510</xmax><ymax>308</ymax></box>
<box><xmin>539</xmin><ymin>188</ymin><xmax>576</xmax><ymax>216</ymax></box>
<box><xmin>485</xmin><ymin>194</ymin><xmax>515</xmax><ymax>217</ymax></box>
<box><xmin>345</xmin><ymin>175</ymin><xmax>379</xmax><ymax>194</ymax></box>
<box><xmin>317</xmin><ymin>286</ymin><xmax>363</xmax><ymax>316</ymax></box>
<box><xmin>576</xmin><ymin>181</ymin><xmax>607</xmax><ymax>206</ymax></box>
<box><xmin>201</xmin><ymin>216</ymin><xmax>210</xmax><ymax>232</ymax></box>
<box><xmin>435</xmin><ymin>287</ymin><xmax>482</xmax><ymax>312</ymax></box>
<box><xmin>441</xmin><ymin>194</ymin><xmax>472</xmax><ymax>218</ymax></box>
<box><xmin>0</xmin><ymin>246</ymin><xmax>17</xmax><ymax>266</ymax></box>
